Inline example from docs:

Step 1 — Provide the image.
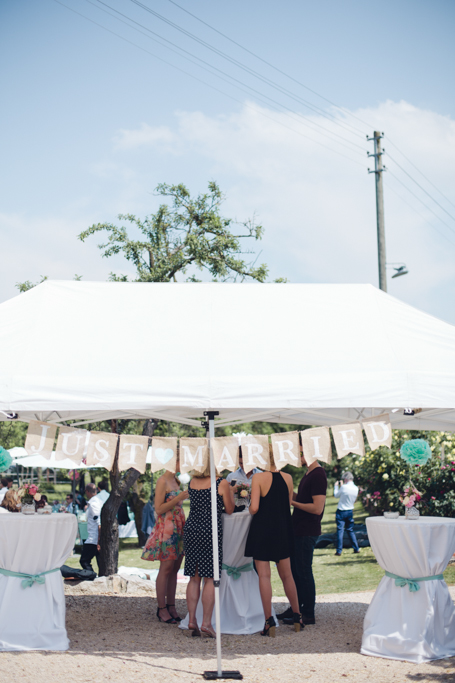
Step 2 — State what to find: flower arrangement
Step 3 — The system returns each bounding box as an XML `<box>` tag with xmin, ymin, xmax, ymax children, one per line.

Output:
<box><xmin>237</xmin><ymin>482</ymin><xmax>251</xmax><ymax>498</ymax></box>
<box><xmin>399</xmin><ymin>484</ymin><xmax>422</xmax><ymax>508</ymax></box>
<box><xmin>400</xmin><ymin>439</ymin><xmax>432</xmax><ymax>467</ymax></box>
<box><xmin>0</xmin><ymin>446</ymin><xmax>12</xmax><ymax>472</ymax></box>
<box><xmin>19</xmin><ymin>482</ymin><xmax>43</xmax><ymax>505</ymax></box>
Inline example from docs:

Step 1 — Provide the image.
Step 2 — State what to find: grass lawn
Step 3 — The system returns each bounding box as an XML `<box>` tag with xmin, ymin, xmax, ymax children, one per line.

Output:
<box><xmin>65</xmin><ymin>495</ymin><xmax>455</xmax><ymax>595</ymax></box>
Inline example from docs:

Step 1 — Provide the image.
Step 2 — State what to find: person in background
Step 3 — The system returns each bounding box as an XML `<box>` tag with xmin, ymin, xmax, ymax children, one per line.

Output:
<box><xmin>142</xmin><ymin>461</ymin><xmax>188</xmax><ymax>624</ymax></box>
<box><xmin>96</xmin><ymin>479</ymin><xmax>110</xmax><ymax>504</ymax></box>
<box><xmin>0</xmin><ymin>489</ymin><xmax>21</xmax><ymax>512</ymax></box>
<box><xmin>277</xmin><ymin>445</ymin><xmax>327</xmax><ymax>627</ymax></box>
<box><xmin>226</xmin><ymin>447</ymin><xmax>261</xmax><ymax>487</ymax></box>
<box><xmin>35</xmin><ymin>494</ymin><xmax>48</xmax><ymax>511</ymax></box>
<box><xmin>184</xmin><ymin>463</ymin><xmax>235</xmax><ymax>638</ymax></box>
<box><xmin>80</xmin><ymin>483</ymin><xmax>102</xmax><ymax>574</ymax></box>
<box><xmin>0</xmin><ymin>477</ymin><xmax>14</xmax><ymax>504</ymax></box>
<box><xmin>52</xmin><ymin>499</ymin><xmax>60</xmax><ymax>513</ymax></box>
<box><xmin>65</xmin><ymin>493</ymin><xmax>78</xmax><ymax>514</ymax></box>
<box><xmin>334</xmin><ymin>471</ymin><xmax>360</xmax><ymax>556</ymax></box>
<box><xmin>246</xmin><ymin>445</ymin><xmax>301</xmax><ymax>636</ymax></box>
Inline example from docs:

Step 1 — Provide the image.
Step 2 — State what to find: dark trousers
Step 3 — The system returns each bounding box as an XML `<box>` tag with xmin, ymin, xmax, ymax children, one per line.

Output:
<box><xmin>290</xmin><ymin>535</ymin><xmax>318</xmax><ymax>619</ymax></box>
<box><xmin>80</xmin><ymin>543</ymin><xmax>99</xmax><ymax>573</ymax></box>
<box><xmin>336</xmin><ymin>509</ymin><xmax>359</xmax><ymax>554</ymax></box>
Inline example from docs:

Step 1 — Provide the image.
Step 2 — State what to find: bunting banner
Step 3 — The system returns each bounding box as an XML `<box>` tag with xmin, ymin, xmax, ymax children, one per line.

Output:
<box><xmin>24</xmin><ymin>420</ymin><xmax>58</xmax><ymax>460</ymax></box>
<box><xmin>85</xmin><ymin>431</ymin><xmax>118</xmax><ymax>470</ymax></box>
<box><xmin>151</xmin><ymin>437</ymin><xmax>177</xmax><ymax>473</ymax></box>
<box><xmin>55</xmin><ymin>426</ymin><xmax>88</xmax><ymax>465</ymax></box>
<box><xmin>271</xmin><ymin>431</ymin><xmax>300</xmax><ymax>470</ymax></box>
<box><xmin>300</xmin><ymin>426</ymin><xmax>332</xmax><ymax>465</ymax></box>
<box><xmin>118</xmin><ymin>434</ymin><xmax>149</xmax><ymax>474</ymax></box>
<box><xmin>212</xmin><ymin>436</ymin><xmax>239</xmax><ymax>474</ymax></box>
<box><xmin>362</xmin><ymin>413</ymin><xmax>392</xmax><ymax>450</ymax></box>
<box><xmin>180</xmin><ymin>437</ymin><xmax>208</xmax><ymax>475</ymax></box>
<box><xmin>332</xmin><ymin>422</ymin><xmax>365</xmax><ymax>459</ymax></box>
<box><xmin>240</xmin><ymin>435</ymin><xmax>270</xmax><ymax>473</ymax></box>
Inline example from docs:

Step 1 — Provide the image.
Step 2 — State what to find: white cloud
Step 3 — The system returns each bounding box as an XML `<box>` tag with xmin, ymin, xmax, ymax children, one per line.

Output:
<box><xmin>113</xmin><ymin>123</ymin><xmax>175</xmax><ymax>150</ymax></box>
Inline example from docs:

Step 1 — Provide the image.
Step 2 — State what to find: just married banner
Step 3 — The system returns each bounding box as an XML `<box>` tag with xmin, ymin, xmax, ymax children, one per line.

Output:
<box><xmin>22</xmin><ymin>413</ymin><xmax>392</xmax><ymax>474</ymax></box>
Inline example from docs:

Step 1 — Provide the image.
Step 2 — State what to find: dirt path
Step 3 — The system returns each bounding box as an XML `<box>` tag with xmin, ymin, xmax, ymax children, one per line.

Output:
<box><xmin>1</xmin><ymin>587</ymin><xmax>454</xmax><ymax>683</ymax></box>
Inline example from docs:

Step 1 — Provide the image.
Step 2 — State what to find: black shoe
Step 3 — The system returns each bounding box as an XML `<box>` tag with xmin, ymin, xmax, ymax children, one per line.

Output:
<box><xmin>353</xmin><ymin>550</ymin><xmax>360</xmax><ymax>554</ymax></box>
<box><xmin>276</xmin><ymin>606</ymin><xmax>293</xmax><ymax>621</ymax></box>
<box><xmin>261</xmin><ymin>616</ymin><xmax>276</xmax><ymax>637</ymax></box>
<box><xmin>166</xmin><ymin>603</ymin><xmax>182</xmax><ymax>622</ymax></box>
<box><xmin>335</xmin><ymin>552</ymin><xmax>342</xmax><ymax>556</ymax></box>
<box><xmin>156</xmin><ymin>606</ymin><xmax>177</xmax><ymax>624</ymax></box>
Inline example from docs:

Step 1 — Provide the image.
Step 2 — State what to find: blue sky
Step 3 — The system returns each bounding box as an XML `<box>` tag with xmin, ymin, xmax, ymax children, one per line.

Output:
<box><xmin>1</xmin><ymin>0</ymin><xmax>455</xmax><ymax>322</ymax></box>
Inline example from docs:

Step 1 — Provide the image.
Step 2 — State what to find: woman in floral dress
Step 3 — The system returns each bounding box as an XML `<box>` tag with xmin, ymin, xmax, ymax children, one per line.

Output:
<box><xmin>142</xmin><ymin>467</ymin><xmax>188</xmax><ymax>624</ymax></box>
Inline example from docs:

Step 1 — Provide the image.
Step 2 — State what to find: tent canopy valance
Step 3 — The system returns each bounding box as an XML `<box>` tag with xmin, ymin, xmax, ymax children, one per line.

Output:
<box><xmin>0</xmin><ymin>280</ymin><xmax>454</xmax><ymax>431</ymax></box>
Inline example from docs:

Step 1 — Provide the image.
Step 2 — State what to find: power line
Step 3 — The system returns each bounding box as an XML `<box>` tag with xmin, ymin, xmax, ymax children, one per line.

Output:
<box><xmin>91</xmin><ymin>0</ymin><xmax>366</xmax><ymax>157</ymax></box>
<box><xmin>164</xmin><ymin>0</ymin><xmax>373</xmax><ymax>133</ymax></box>
<box><xmin>53</xmin><ymin>0</ymin><xmax>365</xmax><ymax>168</ymax></box>
<box><xmin>128</xmin><ymin>0</ymin><xmax>367</xmax><ymax>141</ymax></box>
<box><xmin>386</xmin><ymin>168</ymin><xmax>455</xmax><ymax>238</ymax></box>
<box><xmin>386</xmin><ymin>137</ymin><xmax>455</xmax><ymax>211</ymax></box>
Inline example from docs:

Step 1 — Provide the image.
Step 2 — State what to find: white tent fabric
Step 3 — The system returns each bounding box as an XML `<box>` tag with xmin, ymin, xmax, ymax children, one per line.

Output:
<box><xmin>0</xmin><ymin>280</ymin><xmax>454</xmax><ymax>430</ymax></box>
<box><xmin>9</xmin><ymin>450</ymin><xmax>99</xmax><ymax>470</ymax></box>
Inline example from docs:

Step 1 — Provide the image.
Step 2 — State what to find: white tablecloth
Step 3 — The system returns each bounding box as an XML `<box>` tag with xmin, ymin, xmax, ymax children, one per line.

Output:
<box><xmin>361</xmin><ymin>516</ymin><xmax>455</xmax><ymax>663</ymax></box>
<box><xmin>0</xmin><ymin>513</ymin><xmax>77</xmax><ymax>651</ymax></box>
<box><xmin>180</xmin><ymin>510</ymin><xmax>276</xmax><ymax>634</ymax></box>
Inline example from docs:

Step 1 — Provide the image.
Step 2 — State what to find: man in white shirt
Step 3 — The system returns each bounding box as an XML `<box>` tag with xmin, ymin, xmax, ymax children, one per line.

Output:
<box><xmin>96</xmin><ymin>479</ymin><xmax>110</xmax><ymax>504</ymax></box>
<box><xmin>333</xmin><ymin>471</ymin><xmax>360</xmax><ymax>556</ymax></box>
<box><xmin>0</xmin><ymin>478</ymin><xmax>13</xmax><ymax>504</ymax></box>
<box><xmin>80</xmin><ymin>483</ymin><xmax>103</xmax><ymax>573</ymax></box>
<box><xmin>226</xmin><ymin>448</ymin><xmax>261</xmax><ymax>487</ymax></box>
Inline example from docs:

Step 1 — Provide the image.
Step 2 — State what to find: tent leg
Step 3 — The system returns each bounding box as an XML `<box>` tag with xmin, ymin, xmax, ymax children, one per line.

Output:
<box><xmin>203</xmin><ymin>411</ymin><xmax>242</xmax><ymax>682</ymax></box>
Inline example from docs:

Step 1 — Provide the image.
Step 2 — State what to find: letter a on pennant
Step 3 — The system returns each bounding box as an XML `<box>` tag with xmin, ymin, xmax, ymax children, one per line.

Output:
<box><xmin>86</xmin><ymin>431</ymin><xmax>118</xmax><ymax>471</ymax></box>
<box><xmin>118</xmin><ymin>434</ymin><xmax>149</xmax><ymax>474</ymax></box>
<box><xmin>179</xmin><ymin>438</ymin><xmax>208</xmax><ymax>475</ymax></box>
<box><xmin>300</xmin><ymin>427</ymin><xmax>332</xmax><ymax>465</ymax></box>
<box><xmin>212</xmin><ymin>436</ymin><xmax>239</xmax><ymax>474</ymax></box>
<box><xmin>271</xmin><ymin>431</ymin><xmax>300</xmax><ymax>470</ymax></box>
<box><xmin>331</xmin><ymin>423</ymin><xmax>365</xmax><ymax>459</ymax></box>
<box><xmin>362</xmin><ymin>414</ymin><xmax>392</xmax><ymax>450</ymax></box>
<box><xmin>24</xmin><ymin>421</ymin><xmax>58</xmax><ymax>460</ymax></box>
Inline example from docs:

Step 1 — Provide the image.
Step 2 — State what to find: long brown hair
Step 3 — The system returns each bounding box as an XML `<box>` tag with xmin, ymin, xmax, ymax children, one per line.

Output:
<box><xmin>1</xmin><ymin>489</ymin><xmax>21</xmax><ymax>512</ymax></box>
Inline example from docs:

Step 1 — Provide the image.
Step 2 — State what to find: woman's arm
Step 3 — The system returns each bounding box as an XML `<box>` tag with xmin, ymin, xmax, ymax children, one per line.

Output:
<box><xmin>219</xmin><ymin>479</ymin><xmax>235</xmax><ymax>515</ymax></box>
<box><xmin>154</xmin><ymin>478</ymin><xmax>188</xmax><ymax>516</ymax></box>
<box><xmin>249</xmin><ymin>474</ymin><xmax>261</xmax><ymax>515</ymax></box>
<box><xmin>291</xmin><ymin>494</ymin><xmax>326</xmax><ymax>516</ymax></box>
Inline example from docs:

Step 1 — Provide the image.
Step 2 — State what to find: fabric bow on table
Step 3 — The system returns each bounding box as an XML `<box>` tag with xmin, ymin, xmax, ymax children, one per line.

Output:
<box><xmin>221</xmin><ymin>561</ymin><xmax>254</xmax><ymax>580</ymax></box>
<box><xmin>385</xmin><ymin>570</ymin><xmax>444</xmax><ymax>592</ymax></box>
<box><xmin>0</xmin><ymin>566</ymin><xmax>60</xmax><ymax>588</ymax></box>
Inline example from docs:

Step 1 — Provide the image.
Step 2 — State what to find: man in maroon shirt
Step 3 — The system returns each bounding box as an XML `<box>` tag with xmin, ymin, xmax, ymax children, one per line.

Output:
<box><xmin>278</xmin><ymin>446</ymin><xmax>327</xmax><ymax>626</ymax></box>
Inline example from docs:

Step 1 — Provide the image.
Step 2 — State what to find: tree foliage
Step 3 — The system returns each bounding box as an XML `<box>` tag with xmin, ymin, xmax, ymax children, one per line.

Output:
<box><xmin>79</xmin><ymin>182</ymin><xmax>269</xmax><ymax>283</ymax></box>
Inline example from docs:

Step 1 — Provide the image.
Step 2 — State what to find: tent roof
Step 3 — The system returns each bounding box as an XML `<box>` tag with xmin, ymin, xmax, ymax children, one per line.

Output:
<box><xmin>0</xmin><ymin>280</ymin><xmax>454</xmax><ymax>431</ymax></box>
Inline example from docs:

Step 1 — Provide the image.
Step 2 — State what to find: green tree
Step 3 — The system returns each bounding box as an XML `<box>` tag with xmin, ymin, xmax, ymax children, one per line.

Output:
<box><xmin>78</xmin><ymin>181</ymin><xmax>283</xmax><ymax>575</ymax></box>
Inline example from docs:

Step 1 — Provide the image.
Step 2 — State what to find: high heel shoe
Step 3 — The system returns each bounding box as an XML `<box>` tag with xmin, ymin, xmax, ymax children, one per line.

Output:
<box><xmin>261</xmin><ymin>616</ymin><xmax>276</xmax><ymax>637</ymax></box>
<box><xmin>166</xmin><ymin>603</ymin><xmax>182</xmax><ymax>622</ymax></box>
<box><xmin>200</xmin><ymin>625</ymin><xmax>216</xmax><ymax>638</ymax></box>
<box><xmin>156</xmin><ymin>606</ymin><xmax>177</xmax><ymax>624</ymax></box>
<box><xmin>293</xmin><ymin>613</ymin><xmax>302</xmax><ymax>632</ymax></box>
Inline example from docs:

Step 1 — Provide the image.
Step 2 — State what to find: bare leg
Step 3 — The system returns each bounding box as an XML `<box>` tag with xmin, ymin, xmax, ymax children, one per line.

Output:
<box><xmin>167</xmin><ymin>555</ymin><xmax>183</xmax><ymax>619</ymax></box>
<box><xmin>255</xmin><ymin>560</ymin><xmax>272</xmax><ymax>620</ymax></box>
<box><xmin>156</xmin><ymin>559</ymin><xmax>175</xmax><ymax>621</ymax></box>
<box><xmin>201</xmin><ymin>577</ymin><xmax>215</xmax><ymax>631</ymax></box>
<box><xmin>186</xmin><ymin>568</ymin><xmax>201</xmax><ymax>628</ymax></box>
<box><xmin>277</xmin><ymin>558</ymin><xmax>299</xmax><ymax>613</ymax></box>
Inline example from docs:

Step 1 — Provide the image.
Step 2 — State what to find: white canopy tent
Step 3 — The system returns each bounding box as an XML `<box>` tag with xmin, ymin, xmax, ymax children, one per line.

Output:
<box><xmin>1</xmin><ymin>280</ymin><xmax>455</xmax><ymax>677</ymax></box>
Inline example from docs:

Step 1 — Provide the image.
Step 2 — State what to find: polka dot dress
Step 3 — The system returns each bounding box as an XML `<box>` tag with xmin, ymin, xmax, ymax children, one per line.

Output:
<box><xmin>183</xmin><ymin>478</ymin><xmax>224</xmax><ymax>578</ymax></box>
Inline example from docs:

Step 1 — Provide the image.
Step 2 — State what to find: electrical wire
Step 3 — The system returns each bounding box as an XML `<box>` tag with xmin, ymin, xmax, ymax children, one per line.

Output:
<box><xmin>164</xmin><ymin>0</ymin><xmax>374</xmax><ymax>133</ymax></box>
<box><xmin>128</xmin><ymin>0</ymin><xmax>367</xmax><ymax>141</ymax></box>
<box><xmin>91</xmin><ymin>0</ymin><xmax>366</xmax><ymax>156</ymax></box>
<box><xmin>53</xmin><ymin>0</ymin><xmax>366</xmax><ymax>168</ymax></box>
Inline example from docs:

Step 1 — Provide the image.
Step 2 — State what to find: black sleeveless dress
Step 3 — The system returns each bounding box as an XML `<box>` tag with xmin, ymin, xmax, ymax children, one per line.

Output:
<box><xmin>245</xmin><ymin>472</ymin><xmax>294</xmax><ymax>562</ymax></box>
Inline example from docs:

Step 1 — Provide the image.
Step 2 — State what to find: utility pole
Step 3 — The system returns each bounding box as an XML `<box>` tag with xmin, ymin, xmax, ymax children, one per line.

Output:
<box><xmin>367</xmin><ymin>131</ymin><xmax>387</xmax><ymax>292</ymax></box>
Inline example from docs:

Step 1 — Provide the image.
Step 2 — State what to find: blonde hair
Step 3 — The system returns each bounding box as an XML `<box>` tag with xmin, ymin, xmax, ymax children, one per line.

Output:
<box><xmin>191</xmin><ymin>463</ymin><xmax>212</xmax><ymax>478</ymax></box>
<box><xmin>1</xmin><ymin>489</ymin><xmax>21</xmax><ymax>512</ymax></box>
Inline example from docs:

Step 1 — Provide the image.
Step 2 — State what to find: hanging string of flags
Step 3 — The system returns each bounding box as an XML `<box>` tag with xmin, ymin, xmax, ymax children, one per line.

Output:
<box><xmin>22</xmin><ymin>414</ymin><xmax>392</xmax><ymax>474</ymax></box>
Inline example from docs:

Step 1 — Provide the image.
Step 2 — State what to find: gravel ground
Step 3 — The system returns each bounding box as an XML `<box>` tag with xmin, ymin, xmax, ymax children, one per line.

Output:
<box><xmin>1</xmin><ymin>584</ymin><xmax>455</xmax><ymax>683</ymax></box>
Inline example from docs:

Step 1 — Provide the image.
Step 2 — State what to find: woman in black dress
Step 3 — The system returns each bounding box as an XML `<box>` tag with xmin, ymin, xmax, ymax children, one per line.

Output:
<box><xmin>183</xmin><ymin>463</ymin><xmax>234</xmax><ymax>637</ymax></box>
<box><xmin>245</xmin><ymin>446</ymin><xmax>300</xmax><ymax>636</ymax></box>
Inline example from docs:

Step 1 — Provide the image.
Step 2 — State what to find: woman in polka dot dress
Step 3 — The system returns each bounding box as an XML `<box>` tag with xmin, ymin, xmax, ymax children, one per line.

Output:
<box><xmin>183</xmin><ymin>463</ymin><xmax>234</xmax><ymax>637</ymax></box>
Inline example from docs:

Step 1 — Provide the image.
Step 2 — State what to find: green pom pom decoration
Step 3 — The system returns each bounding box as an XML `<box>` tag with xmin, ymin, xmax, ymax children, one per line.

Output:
<box><xmin>400</xmin><ymin>439</ymin><xmax>432</xmax><ymax>467</ymax></box>
<box><xmin>0</xmin><ymin>446</ymin><xmax>13</xmax><ymax>471</ymax></box>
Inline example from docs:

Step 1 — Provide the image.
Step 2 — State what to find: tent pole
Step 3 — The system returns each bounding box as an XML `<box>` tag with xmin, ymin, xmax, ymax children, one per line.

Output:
<box><xmin>203</xmin><ymin>411</ymin><xmax>242</xmax><ymax>682</ymax></box>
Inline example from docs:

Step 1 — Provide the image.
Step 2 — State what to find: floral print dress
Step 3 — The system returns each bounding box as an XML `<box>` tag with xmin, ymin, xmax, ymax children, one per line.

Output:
<box><xmin>141</xmin><ymin>490</ymin><xmax>185</xmax><ymax>561</ymax></box>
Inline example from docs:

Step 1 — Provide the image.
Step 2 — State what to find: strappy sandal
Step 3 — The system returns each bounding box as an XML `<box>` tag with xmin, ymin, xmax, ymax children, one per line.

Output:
<box><xmin>183</xmin><ymin>622</ymin><xmax>201</xmax><ymax>637</ymax></box>
<box><xmin>261</xmin><ymin>616</ymin><xmax>276</xmax><ymax>637</ymax></box>
<box><xmin>166</xmin><ymin>603</ymin><xmax>182</xmax><ymax>622</ymax></box>
<box><xmin>201</xmin><ymin>625</ymin><xmax>216</xmax><ymax>638</ymax></box>
<box><xmin>156</xmin><ymin>606</ymin><xmax>177</xmax><ymax>624</ymax></box>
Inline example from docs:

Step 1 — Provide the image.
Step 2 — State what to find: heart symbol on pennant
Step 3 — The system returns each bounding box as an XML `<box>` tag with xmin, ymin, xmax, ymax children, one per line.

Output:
<box><xmin>155</xmin><ymin>448</ymin><xmax>174</xmax><ymax>464</ymax></box>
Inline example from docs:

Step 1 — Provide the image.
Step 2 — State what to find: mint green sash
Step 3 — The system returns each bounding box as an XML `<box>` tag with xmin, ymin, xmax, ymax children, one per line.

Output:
<box><xmin>385</xmin><ymin>570</ymin><xmax>444</xmax><ymax>592</ymax></box>
<box><xmin>221</xmin><ymin>561</ymin><xmax>254</xmax><ymax>580</ymax></box>
<box><xmin>0</xmin><ymin>566</ymin><xmax>60</xmax><ymax>588</ymax></box>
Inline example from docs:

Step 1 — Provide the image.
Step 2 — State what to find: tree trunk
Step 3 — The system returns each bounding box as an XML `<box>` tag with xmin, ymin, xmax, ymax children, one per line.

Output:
<box><xmin>98</xmin><ymin>418</ymin><xmax>158</xmax><ymax>576</ymax></box>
